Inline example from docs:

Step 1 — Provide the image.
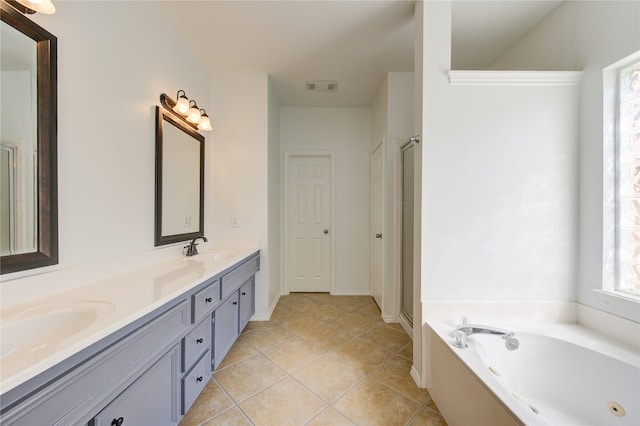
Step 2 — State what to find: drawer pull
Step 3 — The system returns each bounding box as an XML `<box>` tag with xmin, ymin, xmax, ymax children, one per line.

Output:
<box><xmin>111</xmin><ymin>417</ymin><xmax>124</xmax><ymax>426</ymax></box>
<box><xmin>196</xmin><ymin>376</ymin><xmax>203</xmax><ymax>383</ymax></box>
<box><xmin>205</xmin><ymin>297</ymin><xmax>212</xmax><ymax>303</ymax></box>
<box><xmin>196</xmin><ymin>338</ymin><xmax>204</xmax><ymax>344</ymax></box>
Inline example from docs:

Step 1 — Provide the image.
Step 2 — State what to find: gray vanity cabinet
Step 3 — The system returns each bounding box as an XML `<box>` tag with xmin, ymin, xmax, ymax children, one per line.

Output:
<box><xmin>213</xmin><ymin>292</ymin><xmax>239</xmax><ymax>370</ymax></box>
<box><xmin>212</xmin><ymin>253</ymin><xmax>259</xmax><ymax>370</ymax></box>
<box><xmin>0</xmin><ymin>300</ymin><xmax>189</xmax><ymax>426</ymax></box>
<box><xmin>239</xmin><ymin>278</ymin><xmax>255</xmax><ymax>332</ymax></box>
<box><xmin>0</xmin><ymin>252</ymin><xmax>259</xmax><ymax>426</ymax></box>
<box><xmin>91</xmin><ymin>344</ymin><xmax>180</xmax><ymax>426</ymax></box>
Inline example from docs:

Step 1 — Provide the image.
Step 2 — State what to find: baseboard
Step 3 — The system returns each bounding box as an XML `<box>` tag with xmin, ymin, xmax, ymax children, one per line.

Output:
<box><xmin>398</xmin><ymin>314</ymin><xmax>413</xmax><ymax>339</ymax></box>
<box><xmin>251</xmin><ymin>294</ymin><xmax>281</xmax><ymax>321</ymax></box>
<box><xmin>410</xmin><ymin>365</ymin><xmax>422</xmax><ymax>388</ymax></box>
<box><xmin>382</xmin><ymin>312</ymin><xmax>395</xmax><ymax>323</ymax></box>
<box><xmin>330</xmin><ymin>290</ymin><xmax>371</xmax><ymax>296</ymax></box>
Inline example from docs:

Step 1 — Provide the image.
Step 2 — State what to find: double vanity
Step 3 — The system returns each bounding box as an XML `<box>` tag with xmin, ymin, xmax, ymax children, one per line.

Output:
<box><xmin>0</xmin><ymin>243</ymin><xmax>260</xmax><ymax>425</ymax></box>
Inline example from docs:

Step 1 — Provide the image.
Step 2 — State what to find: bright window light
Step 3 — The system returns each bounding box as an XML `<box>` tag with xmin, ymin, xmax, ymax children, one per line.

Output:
<box><xmin>612</xmin><ymin>54</ymin><xmax>640</xmax><ymax>298</ymax></box>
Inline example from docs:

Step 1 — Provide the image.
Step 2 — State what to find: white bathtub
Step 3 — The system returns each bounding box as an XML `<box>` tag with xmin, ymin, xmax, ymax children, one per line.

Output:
<box><xmin>428</xmin><ymin>322</ymin><xmax>640</xmax><ymax>426</ymax></box>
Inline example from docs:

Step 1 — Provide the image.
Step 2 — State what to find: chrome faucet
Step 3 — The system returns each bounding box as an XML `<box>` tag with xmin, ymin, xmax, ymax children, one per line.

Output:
<box><xmin>185</xmin><ymin>236</ymin><xmax>208</xmax><ymax>257</ymax></box>
<box><xmin>453</xmin><ymin>322</ymin><xmax>519</xmax><ymax>351</ymax></box>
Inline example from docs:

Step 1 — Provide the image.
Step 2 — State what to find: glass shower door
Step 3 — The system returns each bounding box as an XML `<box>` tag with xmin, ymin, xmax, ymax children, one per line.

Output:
<box><xmin>401</xmin><ymin>142</ymin><xmax>415</xmax><ymax>326</ymax></box>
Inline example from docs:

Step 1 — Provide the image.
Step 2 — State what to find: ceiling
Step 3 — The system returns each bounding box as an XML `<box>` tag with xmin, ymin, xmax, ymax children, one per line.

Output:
<box><xmin>159</xmin><ymin>1</ymin><xmax>562</xmax><ymax>107</ymax></box>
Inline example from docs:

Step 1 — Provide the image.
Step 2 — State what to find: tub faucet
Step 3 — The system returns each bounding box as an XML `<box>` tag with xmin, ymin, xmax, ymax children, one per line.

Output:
<box><xmin>185</xmin><ymin>236</ymin><xmax>208</xmax><ymax>256</ymax></box>
<box><xmin>453</xmin><ymin>323</ymin><xmax>519</xmax><ymax>351</ymax></box>
<box><xmin>456</xmin><ymin>323</ymin><xmax>511</xmax><ymax>336</ymax></box>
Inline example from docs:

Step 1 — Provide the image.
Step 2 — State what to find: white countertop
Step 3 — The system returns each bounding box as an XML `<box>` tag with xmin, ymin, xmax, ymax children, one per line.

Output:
<box><xmin>0</xmin><ymin>241</ymin><xmax>259</xmax><ymax>395</ymax></box>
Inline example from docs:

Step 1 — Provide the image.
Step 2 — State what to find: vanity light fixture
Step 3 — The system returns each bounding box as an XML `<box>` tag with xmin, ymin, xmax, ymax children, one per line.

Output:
<box><xmin>10</xmin><ymin>0</ymin><xmax>55</xmax><ymax>14</ymax></box>
<box><xmin>159</xmin><ymin>90</ymin><xmax>212</xmax><ymax>132</ymax></box>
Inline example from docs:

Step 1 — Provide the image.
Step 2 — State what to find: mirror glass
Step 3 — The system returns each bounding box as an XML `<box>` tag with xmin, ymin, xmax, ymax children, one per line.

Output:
<box><xmin>1</xmin><ymin>20</ymin><xmax>37</xmax><ymax>256</ymax></box>
<box><xmin>155</xmin><ymin>107</ymin><xmax>204</xmax><ymax>246</ymax></box>
<box><xmin>0</xmin><ymin>3</ymin><xmax>58</xmax><ymax>274</ymax></box>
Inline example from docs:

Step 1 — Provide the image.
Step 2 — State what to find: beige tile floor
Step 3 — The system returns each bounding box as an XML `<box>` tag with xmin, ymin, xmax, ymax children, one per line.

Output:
<box><xmin>180</xmin><ymin>293</ymin><xmax>447</xmax><ymax>426</ymax></box>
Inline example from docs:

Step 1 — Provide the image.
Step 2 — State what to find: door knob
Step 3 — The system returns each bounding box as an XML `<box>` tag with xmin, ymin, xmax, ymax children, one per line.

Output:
<box><xmin>324</xmin><ymin>229</ymin><xmax>329</xmax><ymax>234</ymax></box>
<box><xmin>375</xmin><ymin>233</ymin><xmax>382</xmax><ymax>239</ymax></box>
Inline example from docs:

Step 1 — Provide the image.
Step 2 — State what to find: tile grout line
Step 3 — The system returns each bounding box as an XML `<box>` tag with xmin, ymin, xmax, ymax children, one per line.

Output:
<box><xmin>183</xmin><ymin>295</ymin><xmax>445</xmax><ymax>426</ymax></box>
<box><xmin>234</xmin><ymin>330</ymin><xmax>415</xmax><ymax>424</ymax></box>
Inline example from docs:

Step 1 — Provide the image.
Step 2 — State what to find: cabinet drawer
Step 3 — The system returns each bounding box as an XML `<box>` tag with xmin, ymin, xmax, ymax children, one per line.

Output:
<box><xmin>221</xmin><ymin>255</ymin><xmax>259</xmax><ymax>299</ymax></box>
<box><xmin>182</xmin><ymin>318</ymin><xmax>210</xmax><ymax>372</ymax></box>
<box><xmin>192</xmin><ymin>280</ymin><xmax>219</xmax><ymax>323</ymax></box>
<box><xmin>182</xmin><ymin>352</ymin><xmax>211</xmax><ymax>414</ymax></box>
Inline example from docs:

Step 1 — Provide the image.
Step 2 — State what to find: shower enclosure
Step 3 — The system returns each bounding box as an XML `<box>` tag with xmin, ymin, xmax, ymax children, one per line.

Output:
<box><xmin>400</xmin><ymin>140</ymin><xmax>415</xmax><ymax>326</ymax></box>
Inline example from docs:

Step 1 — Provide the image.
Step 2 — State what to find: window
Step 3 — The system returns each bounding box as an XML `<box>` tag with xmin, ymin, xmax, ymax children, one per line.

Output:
<box><xmin>617</xmin><ymin>59</ymin><xmax>640</xmax><ymax>297</ymax></box>
<box><xmin>604</xmin><ymin>51</ymin><xmax>640</xmax><ymax>299</ymax></box>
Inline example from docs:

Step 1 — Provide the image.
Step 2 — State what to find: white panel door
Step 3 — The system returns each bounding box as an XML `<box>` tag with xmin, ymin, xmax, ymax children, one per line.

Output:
<box><xmin>370</xmin><ymin>143</ymin><xmax>383</xmax><ymax>308</ymax></box>
<box><xmin>286</xmin><ymin>155</ymin><xmax>332</xmax><ymax>292</ymax></box>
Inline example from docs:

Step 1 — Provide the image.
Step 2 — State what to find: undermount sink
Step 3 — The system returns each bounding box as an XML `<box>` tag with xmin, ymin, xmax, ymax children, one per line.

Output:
<box><xmin>183</xmin><ymin>251</ymin><xmax>234</xmax><ymax>262</ymax></box>
<box><xmin>1</xmin><ymin>301</ymin><xmax>116</xmax><ymax>365</ymax></box>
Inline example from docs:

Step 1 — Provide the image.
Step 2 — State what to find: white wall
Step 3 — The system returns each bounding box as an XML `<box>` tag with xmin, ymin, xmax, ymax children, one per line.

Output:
<box><xmin>412</xmin><ymin>0</ymin><xmax>425</xmax><ymax>384</ymax></box>
<box><xmin>417</xmin><ymin>0</ymin><xmax>582</xmax><ymax>389</ymax></box>
<box><xmin>490</xmin><ymin>1</ymin><xmax>640</xmax><ymax>322</ymax></box>
<box><xmin>267</xmin><ymin>78</ymin><xmax>281</xmax><ymax>313</ymax></box>
<box><xmin>372</xmin><ymin>76</ymin><xmax>389</xmax><ymax>311</ymax></box>
<box><xmin>208</xmin><ymin>72</ymin><xmax>273</xmax><ymax>318</ymax></box>
<box><xmin>387</xmin><ymin>73</ymin><xmax>415</xmax><ymax>142</ymax></box>
<box><xmin>420</xmin><ymin>2</ymin><xmax>579</xmax><ymax>305</ymax></box>
<box><xmin>16</xmin><ymin>2</ymin><xmax>210</xmax><ymax>270</ymax></box>
<box><xmin>280</xmin><ymin>107</ymin><xmax>372</xmax><ymax>295</ymax></box>
<box><xmin>3</xmin><ymin>3</ymin><xmax>278</xmax><ymax>318</ymax></box>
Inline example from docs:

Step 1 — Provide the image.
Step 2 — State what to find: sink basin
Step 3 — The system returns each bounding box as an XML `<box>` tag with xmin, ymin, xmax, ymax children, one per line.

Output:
<box><xmin>183</xmin><ymin>251</ymin><xmax>234</xmax><ymax>262</ymax></box>
<box><xmin>1</xmin><ymin>301</ymin><xmax>115</xmax><ymax>365</ymax></box>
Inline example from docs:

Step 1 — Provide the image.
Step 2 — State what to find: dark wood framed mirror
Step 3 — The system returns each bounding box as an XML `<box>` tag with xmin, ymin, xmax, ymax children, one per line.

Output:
<box><xmin>0</xmin><ymin>1</ymin><xmax>58</xmax><ymax>274</ymax></box>
<box><xmin>154</xmin><ymin>106</ymin><xmax>205</xmax><ymax>246</ymax></box>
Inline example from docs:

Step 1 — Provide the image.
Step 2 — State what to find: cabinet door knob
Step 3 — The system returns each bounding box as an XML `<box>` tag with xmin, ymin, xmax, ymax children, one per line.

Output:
<box><xmin>232</xmin><ymin>301</ymin><xmax>238</xmax><ymax>306</ymax></box>
<box><xmin>111</xmin><ymin>417</ymin><xmax>124</xmax><ymax>426</ymax></box>
<box><xmin>205</xmin><ymin>297</ymin><xmax>212</xmax><ymax>303</ymax></box>
<box><xmin>196</xmin><ymin>338</ymin><xmax>203</xmax><ymax>344</ymax></box>
<box><xmin>375</xmin><ymin>233</ymin><xmax>382</xmax><ymax>239</ymax></box>
<box><xmin>323</xmin><ymin>229</ymin><xmax>329</xmax><ymax>234</ymax></box>
<box><xmin>242</xmin><ymin>292</ymin><xmax>246</xmax><ymax>296</ymax></box>
<box><xmin>196</xmin><ymin>376</ymin><xmax>203</xmax><ymax>383</ymax></box>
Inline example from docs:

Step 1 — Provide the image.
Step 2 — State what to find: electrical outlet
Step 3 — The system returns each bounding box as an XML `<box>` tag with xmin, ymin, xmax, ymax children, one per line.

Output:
<box><xmin>231</xmin><ymin>216</ymin><xmax>239</xmax><ymax>228</ymax></box>
<box><xmin>184</xmin><ymin>216</ymin><xmax>191</xmax><ymax>228</ymax></box>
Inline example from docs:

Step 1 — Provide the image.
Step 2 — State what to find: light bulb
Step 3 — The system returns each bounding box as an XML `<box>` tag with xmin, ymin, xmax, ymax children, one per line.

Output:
<box><xmin>173</xmin><ymin>95</ymin><xmax>189</xmax><ymax>115</ymax></box>
<box><xmin>16</xmin><ymin>0</ymin><xmax>55</xmax><ymax>13</ymax></box>
<box><xmin>198</xmin><ymin>113</ymin><xmax>212</xmax><ymax>131</ymax></box>
<box><xmin>187</xmin><ymin>106</ymin><xmax>201</xmax><ymax>124</ymax></box>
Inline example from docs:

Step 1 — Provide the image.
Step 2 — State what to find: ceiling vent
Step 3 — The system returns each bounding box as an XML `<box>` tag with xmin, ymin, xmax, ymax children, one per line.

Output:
<box><xmin>306</xmin><ymin>80</ymin><xmax>338</xmax><ymax>92</ymax></box>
